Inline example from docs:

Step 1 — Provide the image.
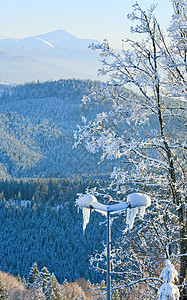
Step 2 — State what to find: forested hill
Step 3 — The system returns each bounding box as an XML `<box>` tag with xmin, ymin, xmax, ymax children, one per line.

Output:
<box><xmin>0</xmin><ymin>79</ymin><xmax>127</xmax><ymax>285</ymax></box>
<box><xmin>0</xmin><ymin>79</ymin><xmax>119</xmax><ymax>178</ymax></box>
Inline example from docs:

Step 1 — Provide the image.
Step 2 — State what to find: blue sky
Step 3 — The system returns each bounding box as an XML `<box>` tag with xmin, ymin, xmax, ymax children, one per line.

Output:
<box><xmin>1</xmin><ymin>0</ymin><xmax>173</xmax><ymax>47</ymax></box>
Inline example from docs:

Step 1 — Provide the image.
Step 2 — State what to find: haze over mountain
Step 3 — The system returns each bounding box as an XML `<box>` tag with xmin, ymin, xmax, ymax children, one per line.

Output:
<box><xmin>0</xmin><ymin>30</ymin><xmax>101</xmax><ymax>84</ymax></box>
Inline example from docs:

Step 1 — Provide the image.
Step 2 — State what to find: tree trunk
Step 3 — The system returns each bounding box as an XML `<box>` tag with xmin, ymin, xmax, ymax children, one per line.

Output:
<box><xmin>178</xmin><ymin>203</ymin><xmax>187</xmax><ymax>300</ymax></box>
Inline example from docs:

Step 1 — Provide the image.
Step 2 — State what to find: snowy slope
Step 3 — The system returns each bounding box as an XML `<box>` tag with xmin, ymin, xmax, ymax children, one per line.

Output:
<box><xmin>0</xmin><ymin>79</ymin><xmax>117</xmax><ymax>178</ymax></box>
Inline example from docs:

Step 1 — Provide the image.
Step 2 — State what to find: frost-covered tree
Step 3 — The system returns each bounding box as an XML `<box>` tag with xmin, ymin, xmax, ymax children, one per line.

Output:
<box><xmin>35</xmin><ymin>266</ymin><xmax>51</xmax><ymax>293</ymax></box>
<box><xmin>44</xmin><ymin>273</ymin><xmax>61</xmax><ymax>300</ymax></box>
<box><xmin>31</xmin><ymin>287</ymin><xmax>46</xmax><ymax>300</ymax></box>
<box><xmin>26</xmin><ymin>262</ymin><xmax>39</xmax><ymax>287</ymax></box>
<box><xmin>61</xmin><ymin>279</ymin><xmax>86</xmax><ymax>300</ymax></box>
<box><xmin>111</xmin><ymin>280</ymin><xmax>121</xmax><ymax>300</ymax></box>
<box><xmin>158</xmin><ymin>260</ymin><xmax>180</xmax><ymax>300</ymax></box>
<box><xmin>74</xmin><ymin>1</ymin><xmax>186</xmax><ymax>298</ymax></box>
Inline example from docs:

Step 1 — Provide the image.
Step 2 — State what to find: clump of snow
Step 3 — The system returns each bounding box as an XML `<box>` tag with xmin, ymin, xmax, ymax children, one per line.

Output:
<box><xmin>126</xmin><ymin>193</ymin><xmax>151</xmax><ymax>230</ymax></box>
<box><xmin>158</xmin><ymin>260</ymin><xmax>180</xmax><ymax>300</ymax></box>
<box><xmin>76</xmin><ymin>194</ymin><xmax>97</xmax><ymax>209</ymax></box>
<box><xmin>158</xmin><ymin>283</ymin><xmax>180</xmax><ymax>300</ymax></box>
<box><xmin>160</xmin><ymin>260</ymin><xmax>178</xmax><ymax>284</ymax></box>
<box><xmin>127</xmin><ymin>193</ymin><xmax>151</xmax><ymax>208</ymax></box>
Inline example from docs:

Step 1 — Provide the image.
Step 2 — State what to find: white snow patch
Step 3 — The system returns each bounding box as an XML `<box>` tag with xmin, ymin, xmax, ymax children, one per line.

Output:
<box><xmin>34</xmin><ymin>37</ymin><xmax>55</xmax><ymax>48</ymax></box>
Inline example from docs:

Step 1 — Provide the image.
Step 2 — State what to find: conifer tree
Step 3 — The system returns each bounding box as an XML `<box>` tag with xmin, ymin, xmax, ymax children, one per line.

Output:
<box><xmin>27</xmin><ymin>262</ymin><xmax>39</xmax><ymax>287</ymax></box>
<box><xmin>17</xmin><ymin>274</ymin><xmax>22</xmax><ymax>284</ymax></box>
<box><xmin>44</xmin><ymin>273</ymin><xmax>62</xmax><ymax>300</ymax></box>
<box><xmin>35</xmin><ymin>266</ymin><xmax>51</xmax><ymax>293</ymax></box>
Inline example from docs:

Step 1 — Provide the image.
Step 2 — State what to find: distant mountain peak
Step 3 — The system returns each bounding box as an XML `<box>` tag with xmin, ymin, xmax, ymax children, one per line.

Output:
<box><xmin>37</xmin><ymin>29</ymin><xmax>75</xmax><ymax>39</ymax></box>
<box><xmin>0</xmin><ymin>30</ymin><xmax>100</xmax><ymax>83</ymax></box>
<box><xmin>35</xmin><ymin>29</ymin><xmax>99</xmax><ymax>46</ymax></box>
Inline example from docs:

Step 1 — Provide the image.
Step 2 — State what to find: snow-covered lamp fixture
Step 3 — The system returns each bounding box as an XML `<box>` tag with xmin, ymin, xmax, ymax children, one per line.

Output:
<box><xmin>76</xmin><ymin>192</ymin><xmax>151</xmax><ymax>300</ymax></box>
<box><xmin>76</xmin><ymin>193</ymin><xmax>151</xmax><ymax>233</ymax></box>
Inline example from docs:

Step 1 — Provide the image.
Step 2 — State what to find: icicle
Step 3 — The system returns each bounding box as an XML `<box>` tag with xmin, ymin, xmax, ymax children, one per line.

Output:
<box><xmin>139</xmin><ymin>206</ymin><xmax>146</xmax><ymax>217</ymax></box>
<box><xmin>82</xmin><ymin>207</ymin><xmax>91</xmax><ymax>234</ymax></box>
<box><xmin>76</xmin><ymin>194</ymin><xmax>97</xmax><ymax>233</ymax></box>
<box><xmin>125</xmin><ymin>193</ymin><xmax>151</xmax><ymax>230</ymax></box>
<box><xmin>126</xmin><ymin>207</ymin><xmax>139</xmax><ymax>229</ymax></box>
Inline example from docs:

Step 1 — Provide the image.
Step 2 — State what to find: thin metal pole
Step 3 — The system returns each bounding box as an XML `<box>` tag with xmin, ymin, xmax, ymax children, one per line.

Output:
<box><xmin>107</xmin><ymin>210</ymin><xmax>111</xmax><ymax>300</ymax></box>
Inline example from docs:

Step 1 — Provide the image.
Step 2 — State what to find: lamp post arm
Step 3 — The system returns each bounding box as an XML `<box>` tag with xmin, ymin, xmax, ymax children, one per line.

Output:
<box><xmin>91</xmin><ymin>201</ymin><xmax>129</xmax><ymax>214</ymax></box>
<box><xmin>108</xmin><ymin>202</ymin><xmax>129</xmax><ymax>213</ymax></box>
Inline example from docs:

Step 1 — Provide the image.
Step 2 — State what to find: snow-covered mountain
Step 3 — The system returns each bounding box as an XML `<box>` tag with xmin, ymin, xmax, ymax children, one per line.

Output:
<box><xmin>0</xmin><ymin>30</ymin><xmax>101</xmax><ymax>83</ymax></box>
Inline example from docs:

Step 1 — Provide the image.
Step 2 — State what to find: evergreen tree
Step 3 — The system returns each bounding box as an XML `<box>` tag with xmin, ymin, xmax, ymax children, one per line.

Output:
<box><xmin>22</xmin><ymin>276</ymin><xmax>26</xmax><ymax>286</ymax></box>
<box><xmin>0</xmin><ymin>279</ymin><xmax>7</xmax><ymax>299</ymax></box>
<box><xmin>17</xmin><ymin>274</ymin><xmax>22</xmax><ymax>284</ymax></box>
<box><xmin>35</xmin><ymin>266</ymin><xmax>51</xmax><ymax>293</ymax></box>
<box><xmin>27</xmin><ymin>262</ymin><xmax>39</xmax><ymax>287</ymax></box>
<box><xmin>44</xmin><ymin>273</ymin><xmax>62</xmax><ymax>300</ymax></box>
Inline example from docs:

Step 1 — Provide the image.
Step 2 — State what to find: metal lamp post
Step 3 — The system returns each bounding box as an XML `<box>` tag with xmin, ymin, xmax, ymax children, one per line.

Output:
<box><xmin>107</xmin><ymin>209</ymin><xmax>112</xmax><ymax>300</ymax></box>
<box><xmin>77</xmin><ymin>193</ymin><xmax>151</xmax><ymax>300</ymax></box>
<box><xmin>105</xmin><ymin>203</ymin><xmax>129</xmax><ymax>299</ymax></box>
